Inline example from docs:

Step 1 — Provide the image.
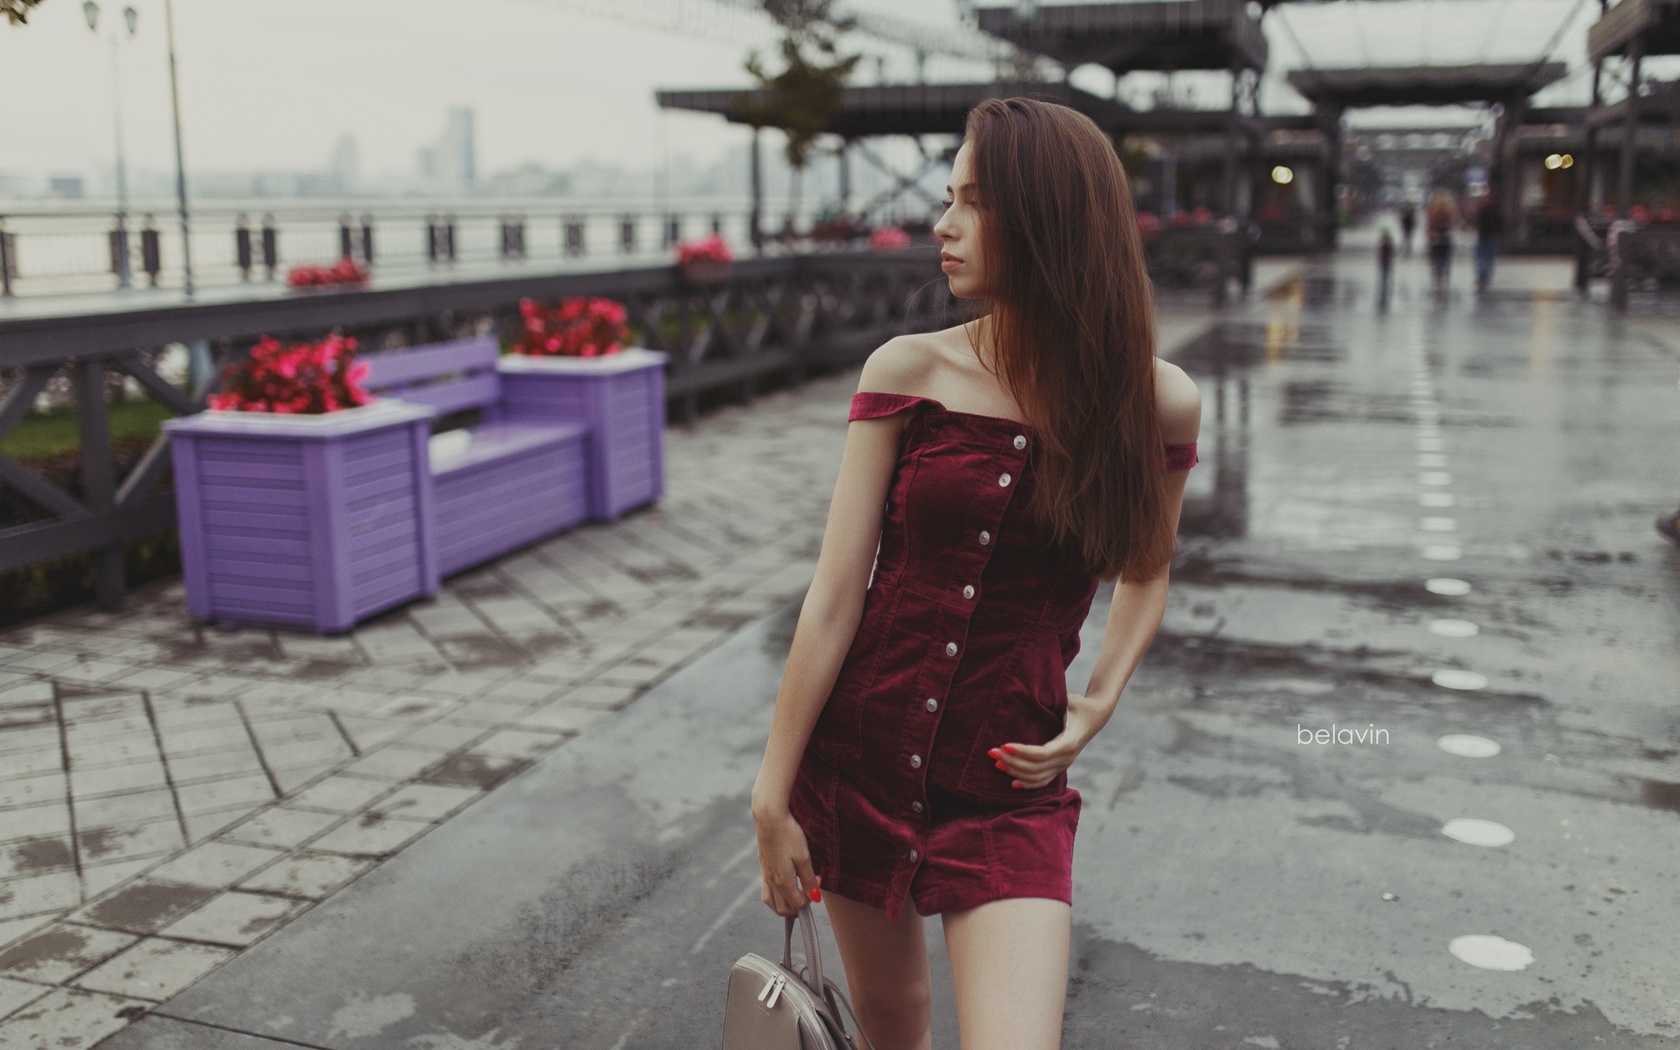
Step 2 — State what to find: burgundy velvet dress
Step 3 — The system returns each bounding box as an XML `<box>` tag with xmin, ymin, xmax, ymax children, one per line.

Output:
<box><xmin>788</xmin><ymin>392</ymin><xmax>1199</xmax><ymax>922</ymax></box>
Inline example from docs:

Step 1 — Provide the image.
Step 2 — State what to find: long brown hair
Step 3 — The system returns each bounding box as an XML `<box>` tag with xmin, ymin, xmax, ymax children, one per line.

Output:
<box><xmin>963</xmin><ymin>96</ymin><xmax>1173</xmax><ymax>582</ymax></box>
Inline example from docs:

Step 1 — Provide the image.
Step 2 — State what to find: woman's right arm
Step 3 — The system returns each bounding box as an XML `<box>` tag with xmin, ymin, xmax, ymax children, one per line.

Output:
<box><xmin>751</xmin><ymin>338</ymin><xmax>922</xmax><ymax>916</ymax></box>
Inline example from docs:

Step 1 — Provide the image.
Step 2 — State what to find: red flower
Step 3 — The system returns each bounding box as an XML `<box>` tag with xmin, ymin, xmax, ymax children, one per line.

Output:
<box><xmin>511</xmin><ymin>296</ymin><xmax>631</xmax><ymax>357</ymax></box>
<box><xmin>676</xmin><ymin>233</ymin><xmax>733</xmax><ymax>264</ymax></box>
<box><xmin>211</xmin><ymin>333</ymin><xmax>371</xmax><ymax>414</ymax></box>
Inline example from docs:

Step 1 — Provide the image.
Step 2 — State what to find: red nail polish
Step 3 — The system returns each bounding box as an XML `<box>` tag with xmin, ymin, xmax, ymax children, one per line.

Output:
<box><xmin>1011</xmin><ymin>781</ymin><xmax>1022</xmax><ymax>789</ymax></box>
<box><xmin>995</xmin><ymin>761</ymin><xmax>1007</xmax><ymax>770</ymax></box>
<box><xmin>987</xmin><ymin>749</ymin><xmax>1000</xmax><ymax>759</ymax></box>
<box><xmin>1000</xmin><ymin>744</ymin><xmax>1016</xmax><ymax>754</ymax></box>
<box><xmin>809</xmin><ymin>886</ymin><xmax>822</xmax><ymax>902</ymax></box>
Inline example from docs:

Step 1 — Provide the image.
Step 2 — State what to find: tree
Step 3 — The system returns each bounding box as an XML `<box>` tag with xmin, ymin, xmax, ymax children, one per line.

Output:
<box><xmin>3</xmin><ymin>0</ymin><xmax>48</xmax><ymax>26</ymax></box>
<box><xmin>737</xmin><ymin>0</ymin><xmax>861</xmax><ymax>232</ymax></box>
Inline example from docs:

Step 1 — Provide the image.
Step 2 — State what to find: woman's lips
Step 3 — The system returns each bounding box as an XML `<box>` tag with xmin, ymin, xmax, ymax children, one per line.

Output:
<box><xmin>940</xmin><ymin>257</ymin><xmax>961</xmax><ymax>271</ymax></box>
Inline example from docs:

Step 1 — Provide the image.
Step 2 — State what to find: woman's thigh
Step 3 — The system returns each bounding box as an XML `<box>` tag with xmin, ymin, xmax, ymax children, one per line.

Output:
<box><xmin>942</xmin><ymin>897</ymin><xmax>1071</xmax><ymax>1050</ymax></box>
<box><xmin>822</xmin><ymin>891</ymin><xmax>934</xmax><ymax>1049</ymax></box>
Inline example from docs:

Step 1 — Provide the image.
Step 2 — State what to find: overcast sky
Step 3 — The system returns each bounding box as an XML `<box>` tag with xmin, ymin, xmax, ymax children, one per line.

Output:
<box><xmin>1</xmin><ymin>0</ymin><xmax>1614</xmax><ymax>183</ymax></box>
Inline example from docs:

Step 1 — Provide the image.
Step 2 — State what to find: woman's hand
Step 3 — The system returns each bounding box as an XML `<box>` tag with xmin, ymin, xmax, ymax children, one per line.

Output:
<box><xmin>753</xmin><ymin>805</ymin><xmax>821</xmax><ymax>917</ymax></box>
<box><xmin>989</xmin><ymin>691</ymin><xmax>1108</xmax><ymax>789</ymax></box>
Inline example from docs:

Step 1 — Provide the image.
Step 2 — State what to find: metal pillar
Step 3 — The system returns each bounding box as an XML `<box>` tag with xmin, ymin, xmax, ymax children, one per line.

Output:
<box><xmin>750</xmin><ymin>127</ymin><xmax>764</xmax><ymax>256</ymax></box>
<box><xmin>1618</xmin><ymin>36</ymin><xmax>1643</xmax><ymax>216</ymax></box>
<box><xmin>838</xmin><ymin>139</ymin><xmax>852</xmax><ymax>215</ymax></box>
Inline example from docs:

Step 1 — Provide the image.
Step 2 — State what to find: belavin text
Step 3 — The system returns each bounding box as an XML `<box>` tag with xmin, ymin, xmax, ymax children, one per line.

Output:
<box><xmin>1298</xmin><ymin>725</ymin><xmax>1389</xmax><ymax>745</ymax></box>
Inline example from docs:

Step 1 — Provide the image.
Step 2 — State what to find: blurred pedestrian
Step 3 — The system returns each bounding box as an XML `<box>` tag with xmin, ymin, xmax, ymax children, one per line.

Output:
<box><xmin>1660</xmin><ymin>505</ymin><xmax>1680</xmax><ymax>544</ymax></box>
<box><xmin>1475</xmin><ymin>193</ymin><xmax>1504</xmax><ymax>294</ymax></box>
<box><xmin>1377</xmin><ymin>228</ymin><xmax>1395</xmax><ymax>308</ymax></box>
<box><xmin>1425</xmin><ymin>188</ymin><xmax>1459</xmax><ymax>293</ymax></box>
<box><xmin>1399</xmin><ymin>203</ymin><xmax>1417</xmax><ymax>256</ymax></box>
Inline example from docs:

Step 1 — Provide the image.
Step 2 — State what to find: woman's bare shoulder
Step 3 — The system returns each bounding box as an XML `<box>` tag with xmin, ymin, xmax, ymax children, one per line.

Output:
<box><xmin>856</xmin><ymin>332</ymin><xmax>942</xmax><ymax>397</ymax></box>
<box><xmin>1154</xmin><ymin>358</ymin><xmax>1201</xmax><ymax>445</ymax></box>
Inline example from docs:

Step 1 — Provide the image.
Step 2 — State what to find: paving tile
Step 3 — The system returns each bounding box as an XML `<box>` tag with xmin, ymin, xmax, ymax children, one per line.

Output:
<box><xmin>557</xmin><ymin>683</ymin><xmax>642</xmax><ymax>710</ymax></box>
<box><xmin>77</xmin><ymin>821</ymin><xmax>186</xmax><ymax>866</ymax></box>
<box><xmin>73</xmin><ymin>788</ymin><xmax>177</xmax><ymax>830</ymax></box>
<box><xmin>0</xmin><ymin>836</ymin><xmax>73</xmax><ymax>880</ymax></box>
<box><xmin>0</xmin><ymin>871</ymin><xmax>80</xmax><ymax>921</ymax></box>
<box><xmin>218</xmin><ymin>807</ymin><xmax>344</xmax><ymax>849</ymax></box>
<box><xmin>237</xmin><ymin>852</ymin><xmax>372</xmax><ymax>899</ymax></box>
<box><xmin>0</xmin><ymin>680</ymin><xmax>53</xmax><ymax>707</ymax></box>
<box><xmin>0</xmin><ymin>803</ymin><xmax>70</xmax><ymax>845</ymax></box>
<box><xmin>306</xmin><ymin>812</ymin><xmax>433</xmax><ymax>858</ymax></box>
<box><xmin>280</xmin><ymin>776</ymin><xmax>393</xmax><ymax>815</ymax></box>
<box><xmin>69</xmin><ymin>880</ymin><xmax>217</xmax><ymax>936</ymax></box>
<box><xmin>158</xmin><ymin>724</ymin><xmax>257</xmax><ymax>757</ymax></box>
<box><xmin>392</xmin><ymin>719</ymin><xmax>490</xmax><ymax>752</ymax></box>
<box><xmin>103</xmin><ymin>667</ymin><xmax>198</xmax><ymax>692</ymax></box>
<box><xmin>62</xmin><ymin>736</ymin><xmax>161</xmax><ymax>770</ymax></box>
<box><xmin>444</xmin><ymin>696</ymin><xmax>543</xmax><ymax>727</ymax></box>
<box><xmin>156</xmin><ymin>890</ymin><xmax>306</xmax><ymax>948</ymax></box>
<box><xmin>0</xmin><ymin>745</ymin><xmax>60</xmax><ymax>780</ymax></box>
<box><xmin>165</xmin><ymin>750</ymin><xmax>265</xmax><ymax>785</ymax></box>
<box><xmin>369</xmin><ymin>783</ymin><xmax>482</xmax><ymax>823</ymax></box>
<box><xmin>271</xmin><ymin>763</ymin><xmax>338</xmax><ymax>796</ymax></box>
<box><xmin>69</xmin><ymin>761</ymin><xmax>168</xmax><ymax>799</ymax></box>
<box><xmin>51</xmin><ymin>661</ymin><xmax>134</xmax><ymax>686</ymax></box>
<box><xmin>0</xmin><ymin>772</ymin><xmax>64</xmax><ymax>810</ymax></box>
<box><xmin>473</xmin><ymin>728</ymin><xmax>565</xmax><ymax>760</ymax></box>
<box><xmin>57</xmin><ymin>693</ymin><xmax>144</xmax><ymax>723</ymax></box>
<box><xmin>0</xmin><ymin>917</ymin><xmax>47</xmax><ymax>954</ymax></box>
<box><xmin>0</xmin><ymin>923</ymin><xmax>138</xmax><ymax>983</ymax></box>
<box><xmin>140</xmin><ymin>842</ymin><xmax>285</xmax><ymax>890</ymax></box>
<box><xmin>63</xmin><ymin>719</ymin><xmax>152</xmax><ymax>747</ymax></box>
<box><xmin>173</xmin><ymin>775</ymin><xmax>275</xmax><ymax>817</ymax></box>
<box><xmin>148</xmin><ymin>698</ymin><xmax>244</xmax><ymax>730</ymax></box>
<box><xmin>0</xmin><ymin>986</ymin><xmax>151</xmax><ymax>1048</ymax></box>
<box><xmin>80</xmin><ymin>859</ymin><xmax>161</xmax><ymax>900</ymax></box>
<box><xmin>0</xmin><ymin>976</ymin><xmax>50</xmax><ymax>1023</ymax></box>
<box><xmin>256</xmin><ymin>738</ymin><xmax>353</xmax><ymax>771</ymax></box>
<box><xmin>330</xmin><ymin>715</ymin><xmax>411</xmax><ymax>752</ymax></box>
<box><xmin>182</xmin><ymin>806</ymin><xmax>267</xmax><ymax>846</ymax></box>
<box><xmin>517</xmin><ymin>699</ymin><xmax>610</xmax><ymax>735</ymax></box>
<box><xmin>338</xmin><ymin>744</ymin><xmax>452</xmax><ymax>782</ymax></box>
<box><xmin>72</xmin><ymin>936</ymin><xmax>236</xmax><ymax>1002</ymax></box>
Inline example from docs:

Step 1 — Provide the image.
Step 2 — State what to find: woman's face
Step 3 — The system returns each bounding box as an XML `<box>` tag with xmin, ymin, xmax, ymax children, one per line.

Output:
<box><xmin>933</xmin><ymin>141</ymin><xmax>987</xmax><ymax>299</ymax></box>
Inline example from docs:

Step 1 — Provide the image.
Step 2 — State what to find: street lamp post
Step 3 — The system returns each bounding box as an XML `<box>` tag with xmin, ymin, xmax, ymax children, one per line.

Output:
<box><xmin>83</xmin><ymin>0</ymin><xmax>137</xmax><ymax>290</ymax></box>
<box><xmin>162</xmin><ymin>0</ymin><xmax>194</xmax><ymax>298</ymax></box>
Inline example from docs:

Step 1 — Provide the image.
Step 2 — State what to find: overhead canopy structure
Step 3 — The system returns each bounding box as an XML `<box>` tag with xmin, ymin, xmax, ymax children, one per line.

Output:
<box><xmin>1588</xmin><ymin>0</ymin><xmax>1680</xmax><ymax>60</ymax></box>
<box><xmin>1286</xmin><ymin>63</ymin><xmax>1570</xmax><ymax>109</ymax></box>
<box><xmin>655</xmin><ymin>81</ymin><xmax>1135</xmax><ymax>138</ymax></box>
<box><xmin>974</xmin><ymin>0</ymin><xmax>1267</xmax><ymax>74</ymax></box>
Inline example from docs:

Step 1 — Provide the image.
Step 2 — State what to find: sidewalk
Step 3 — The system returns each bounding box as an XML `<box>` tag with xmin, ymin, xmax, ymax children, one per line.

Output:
<box><xmin>0</xmin><ymin>273</ymin><xmax>1292</xmax><ymax>1048</ymax></box>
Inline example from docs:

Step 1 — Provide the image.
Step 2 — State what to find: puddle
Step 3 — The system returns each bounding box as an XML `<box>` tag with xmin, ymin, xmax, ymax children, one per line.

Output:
<box><xmin>420</xmin><ymin>750</ymin><xmax>532</xmax><ymax>790</ymax></box>
<box><xmin>79</xmin><ymin>880</ymin><xmax>217</xmax><ymax>934</ymax></box>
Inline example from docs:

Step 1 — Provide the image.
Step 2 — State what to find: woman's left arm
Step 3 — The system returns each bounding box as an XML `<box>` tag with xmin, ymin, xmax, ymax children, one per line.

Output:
<box><xmin>993</xmin><ymin>364</ymin><xmax>1202</xmax><ymax>789</ymax></box>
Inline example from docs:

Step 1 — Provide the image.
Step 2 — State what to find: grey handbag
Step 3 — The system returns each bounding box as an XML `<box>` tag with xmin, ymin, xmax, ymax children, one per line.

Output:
<box><xmin>722</xmin><ymin>903</ymin><xmax>877</xmax><ymax>1050</ymax></box>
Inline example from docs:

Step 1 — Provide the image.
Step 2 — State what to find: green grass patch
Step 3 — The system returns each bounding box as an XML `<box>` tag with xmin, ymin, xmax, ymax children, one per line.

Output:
<box><xmin>1</xmin><ymin>399</ymin><xmax>175</xmax><ymax>461</ymax></box>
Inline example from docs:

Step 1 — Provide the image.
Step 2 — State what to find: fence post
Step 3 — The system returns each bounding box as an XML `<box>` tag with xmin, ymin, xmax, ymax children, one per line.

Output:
<box><xmin>0</xmin><ymin>218</ymin><xmax>14</xmax><ymax>298</ymax></box>
<box><xmin>361</xmin><ymin>213</ymin><xmax>375</xmax><ymax>264</ymax></box>
<box><xmin>620</xmin><ymin>215</ymin><xmax>636</xmax><ymax>255</ymax></box>
<box><xmin>261</xmin><ymin>213</ymin><xmax>278</xmax><ymax>280</ymax></box>
<box><xmin>140</xmin><ymin>217</ymin><xmax>161</xmax><ymax>287</ymax></box>
<box><xmin>74</xmin><ymin>357</ymin><xmax>125</xmax><ymax>609</ymax></box>
<box><xmin>339</xmin><ymin>213</ymin><xmax>354</xmax><ymax>260</ymax></box>
<box><xmin>235</xmin><ymin>213</ymin><xmax>253</xmax><ymax>281</ymax></box>
<box><xmin>564</xmin><ymin>217</ymin><xmax>585</xmax><ymax>257</ymax></box>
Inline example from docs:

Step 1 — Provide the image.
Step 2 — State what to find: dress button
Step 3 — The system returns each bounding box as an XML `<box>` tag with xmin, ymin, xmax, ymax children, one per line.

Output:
<box><xmin>979</xmin><ymin>530</ymin><xmax>991</xmax><ymax>545</ymax></box>
<box><xmin>945</xmin><ymin>641</ymin><xmax>958</xmax><ymax>656</ymax></box>
<box><xmin>925</xmin><ymin>697</ymin><xmax>938</xmax><ymax>712</ymax></box>
<box><xmin>999</xmin><ymin>472</ymin><xmax>1012</xmax><ymax>487</ymax></box>
<box><xmin>962</xmin><ymin>584</ymin><xmax>975</xmax><ymax>599</ymax></box>
<box><xmin>1013</xmin><ymin>434</ymin><xmax>1027</xmax><ymax>449</ymax></box>
<box><xmin>908</xmin><ymin>849</ymin><xmax>920</xmax><ymax>863</ymax></box>
<box><xmin>912</xmin><ymin>801</ymin><xmax>924</xmax><ymax>814</ymax></box>
<box><xmin>910</xmin><ymin>754</ymin><xmax>922</xmax><ymax>768</ymax></box>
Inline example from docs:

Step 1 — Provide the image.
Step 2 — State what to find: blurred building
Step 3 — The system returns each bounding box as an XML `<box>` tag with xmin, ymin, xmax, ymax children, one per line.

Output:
<box><xmin>418</xmin><ymin>107</ymin><xmax>477</xmax><ymax>192</ymax></box>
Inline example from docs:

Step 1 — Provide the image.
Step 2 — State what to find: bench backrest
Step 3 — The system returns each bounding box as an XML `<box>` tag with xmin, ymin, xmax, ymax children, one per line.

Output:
<box><xmin>361</xmin><ymin>335</ymin><xmax>501</xmax><ymax>416</ymax></box>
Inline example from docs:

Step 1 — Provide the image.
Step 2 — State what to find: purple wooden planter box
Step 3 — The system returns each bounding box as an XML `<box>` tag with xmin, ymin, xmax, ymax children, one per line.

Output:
<box><xmin>497</xmin><ymin>347</ymin><xmax>669</xmax><ymax>521</ymax></box>
<box><xmin>164</xmin><ymin>400</ymin><xmax>439</xmax><ymax>633</ymax></box>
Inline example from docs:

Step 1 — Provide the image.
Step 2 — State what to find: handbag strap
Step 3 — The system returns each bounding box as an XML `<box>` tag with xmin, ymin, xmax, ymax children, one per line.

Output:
<box><xmin>779</xmin><ymin>904</ymin><xmax>881</xmax><ymax>1050</ymax></box>
<box><xmin>823</xmin><ymin>976</ymin><xmax>879</xmax><ymax>1050</ymax></box>
<box><xmin>780</xmin><ymin>905</ymin><xmax>824</xmax><ymax>993</ymax></box>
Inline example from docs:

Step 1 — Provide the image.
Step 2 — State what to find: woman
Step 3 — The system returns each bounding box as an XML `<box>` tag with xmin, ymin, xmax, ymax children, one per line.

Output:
<box><xmin>750</xmin><ymin>97</ymin><xmax>1201</xmax><ymax>1050</ymax></box>
<box><xmin>1426</xmin><ymin>187</ymin><xmax>1461</xmax><ymax>293</ymax></box>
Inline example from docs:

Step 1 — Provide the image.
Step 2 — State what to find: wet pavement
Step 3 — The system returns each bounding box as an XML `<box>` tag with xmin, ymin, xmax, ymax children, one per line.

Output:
<box><xmin>10</xmin><ymin>245</ymin><xmax>1680</xmax><ymax>1047</ymax></box>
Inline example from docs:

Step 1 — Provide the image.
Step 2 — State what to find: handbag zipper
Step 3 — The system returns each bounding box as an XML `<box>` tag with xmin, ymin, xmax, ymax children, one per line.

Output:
<box><xmin>757</xmin><ymin>972</ymin><xmax>787</xmax><ymax>1009</ymax></box>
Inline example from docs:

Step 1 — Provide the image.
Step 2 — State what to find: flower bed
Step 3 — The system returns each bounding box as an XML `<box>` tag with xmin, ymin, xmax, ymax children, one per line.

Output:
<box><xmin>287</xmin><ymin>258</ymin><xmax>370</xmax><ymax>289</ymax></box>
<box><xmin>676</xmin><ymin>233</ymin><xmax>733</xmax><ymax>285</ymax></box>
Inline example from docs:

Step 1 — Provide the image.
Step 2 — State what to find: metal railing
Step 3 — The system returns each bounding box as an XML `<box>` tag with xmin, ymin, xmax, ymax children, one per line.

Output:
<box><xmin>0</xmin><ymin>248</ymin><xmax>950</xmax><ymax>609</ymax></box>
<box><xmin>0</xmin><ymin>199</ymin><xmax>826</xmax><ymax>299</ymax></box>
